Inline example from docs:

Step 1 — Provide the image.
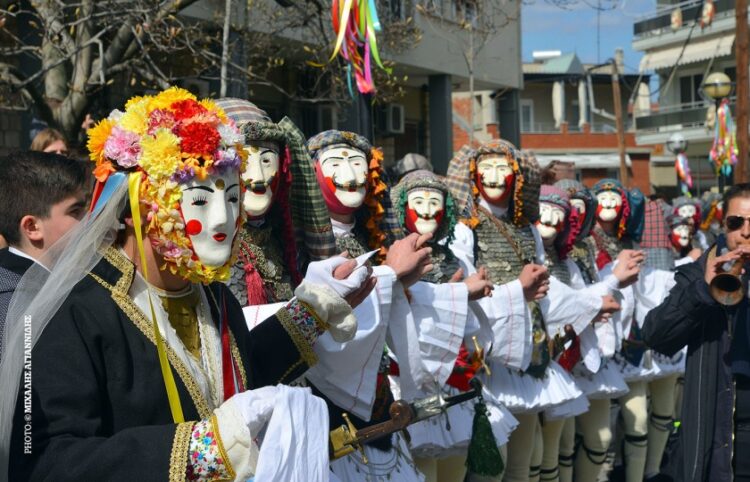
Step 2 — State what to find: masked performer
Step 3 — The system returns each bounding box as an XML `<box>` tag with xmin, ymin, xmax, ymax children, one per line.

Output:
<box><xmin>308</xmin><ymin>130</ymin><xmax>433</xmax><ymax>482</ymax></box>
<box><xmin>552</xmin><ymin>180</ymin><xmax>635</xmax><ymax>482</ymax></box>
<box><xmin>387</xmin><ymin>169</ymin><xmax>514</xmax><ymax>482</ymax></box>
<box><xmin>214</xmin><ymin>99</ymin><xmax>337</xmax><ymax>308</ymax></box>
<box><xmin>590</xmin><ymin>179</ymin><xmax>652</xmax><ymax>482</ymax></box>
<box><xmin>672</xmin><ymin>196</ymin><xmax>707</xmax><ymax>251</ymax></box>
<box><xmin>536</xmin><ymin>185</ymin><xmax>638</xmax><ymax>482</ymax></box>
<box><xmin>0</xmin><ymin>88</ymin><xmax>371</xmax><ymax>482</ymax></box>
<box><xmin>633</xmin><ymin>202</ymin><xmax>695</xmax><ymax>481</ymax></box>
<box><xmin>445</xmin><ymin>140</ymin><xmax>610</xmax><ymax>482</ymax></box>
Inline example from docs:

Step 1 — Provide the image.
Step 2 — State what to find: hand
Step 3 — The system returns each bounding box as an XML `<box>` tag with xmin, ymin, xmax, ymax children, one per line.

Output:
<box><xmin>304</xmin><ymin>253</ymin><xmax>372</xmax><ymax>301</ymax></box>
<box><xmin>229</xmin><ymin>386</ymin><xmax>279</xmax><ymax>435</ymax></box>
<box><xmin>704</xmin><ymin>246</ymin><xmax>750</xmax><ymax>285</ymax></box>
<box><xmin>687</xmin><ymin>248</ymin><xmax>702</xmax><ymax>261</ymax></box>
<box><xmin>593</xmin><ymin>294</ymin><xmax>621</xmax><ymax>323</ymax></box>
<box><xmin>464</xmin><ymin>266</ymin><xmax>494</xmax><ymax>300</ymax></box>
<box><xmin>449</xmin><ymin>267</ymin><xmax>465</xmax><ymax>283</ymax></box>
<box><xmin>519</xmin><ymin>264</ymin><xmax>549</xmax><ymax>302</ymax></box>
<box><xmin>613</xmin><ymin>249</ymin><xmax>644</xmax><ymax>288</ymax></box>
<box><xmin>332</xmin><ymin>256</ymin><xmax>377</xmax><ymax>308</ymax></box>
<box><xmin>385</xmin><ymin>232</ymin><xmax>433</xmax><ymax>287</ymax></box>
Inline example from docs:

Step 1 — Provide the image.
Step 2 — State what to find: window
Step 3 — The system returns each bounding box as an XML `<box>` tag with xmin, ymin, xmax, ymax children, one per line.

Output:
<box><xmin>725</xmin><ymin>66</ymin><xmax>737</xmax><ymax>84</ymax></box>
<box><xmin>679</xmin><ymin>73</ymin><xmax>703</xmax><ymax>107</ymax></box>
<box><xmin>570</xmin><ymin>100</ymin><xmax>580</xmax><ymax>129</ymax></box>
<box><xmin>520</xmin><ymin>99</ymin><xmax>534</xmax><ymax>133</ymax></box>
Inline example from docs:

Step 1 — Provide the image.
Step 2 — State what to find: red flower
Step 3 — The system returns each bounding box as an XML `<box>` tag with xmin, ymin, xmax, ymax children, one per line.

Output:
<box><xmin>176</xmin><ymin>122</ymin><xmax>221</xmax><ymax>155</ymax></box>
<box><xmin>171</xmin><ymin>99</ymin><xmax>208</xmax><ymax>121</ymax></box>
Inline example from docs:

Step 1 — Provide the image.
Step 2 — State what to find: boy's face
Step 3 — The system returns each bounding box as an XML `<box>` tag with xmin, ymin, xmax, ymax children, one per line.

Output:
<box><xmin>38</xmin><ymin>190</ymin><xmax>87</xmax><ymax>248</ymax></box>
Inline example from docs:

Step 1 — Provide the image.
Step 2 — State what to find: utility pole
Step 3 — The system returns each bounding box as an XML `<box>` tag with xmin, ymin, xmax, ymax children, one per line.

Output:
<box><xmin>611</xmin><ymin>53</ymin><xmax>629</xmax><ymax>187</ymax></box>
<box><xmin>735</xmin><ymin>0</ymin><xmax>749</xmax><ymax>183</ymax></box>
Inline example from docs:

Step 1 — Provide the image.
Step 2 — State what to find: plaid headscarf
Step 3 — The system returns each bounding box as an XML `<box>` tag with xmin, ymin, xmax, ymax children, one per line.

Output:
<box><xmin>215</xmin><ymin>99</ymin><xmax>336</xmax><ymax>266</ymax></box>
<box><xmin>389</xmin><ymin>169</ymin><xmax>457</xmax><ymax>244</ymax></box>
<box><xmin>445</xmin><ymin>139</ymin><xmax>535</xmax><ymax>228</ymax></box>
<box><xmin>640</xmin><ymin>199</ymin><xmax>672</xmax><ymax>249</ymax></box>
<box><xmin>555</xmin><ymin>179</ymin><xmax>597</xmax><ymax>240</ymax></box>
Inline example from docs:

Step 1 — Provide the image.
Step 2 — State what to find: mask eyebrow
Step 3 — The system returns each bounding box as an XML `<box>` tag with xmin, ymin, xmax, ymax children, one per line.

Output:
<box><xmin>183</xmin><ymin>186</ymin><xmax>214</xmax><ymax>193</ymax></box>
<box><xmin>226</xmin><ymin>183</ymin><xmax>240</xmax><ymax>191</ymax></box>
<box><xmin>260</xmin><ymin>149</ymin><xmax>278</xmax><ymax>156</ymax></box>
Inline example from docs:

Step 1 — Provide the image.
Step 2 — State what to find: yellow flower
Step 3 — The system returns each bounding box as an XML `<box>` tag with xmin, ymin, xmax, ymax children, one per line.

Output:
<box><xmin>200</xmin><ymin>99</ymin><xmax>228</xmax><ymax>123</ymax></box>
<box><xmin>150</xmin><ymin>86</ymin><xmax>196</xmax><ymax>111</ymax></box>
<box><xmin>119</xmin><ymin>97</ymin><xmax>150</xmax><ymax>135</ymax></box>
<box><xmin>87</xmin><ymin>118</ymin><xmax>115</xmax><ymax>163</ymax></box>
<box><xmin>140</xmin><ymin>128</ymin><xmax>181</xmax><ymax>179</ymax></box>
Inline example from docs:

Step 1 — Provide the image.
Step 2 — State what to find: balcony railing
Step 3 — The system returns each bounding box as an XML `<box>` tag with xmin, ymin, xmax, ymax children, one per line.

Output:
<box><xmin>634</xmin><ymin>97</ymin><xmax>736</xmax><ymax>133</ymax></box>
<box><xmin>633</xmin><ymin>0</ymin><xmax>734</xmax><ymax>39</ymax></box>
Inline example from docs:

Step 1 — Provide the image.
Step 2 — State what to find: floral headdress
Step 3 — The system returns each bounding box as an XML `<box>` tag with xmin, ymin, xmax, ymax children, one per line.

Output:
<box><xmin>390</xmin><ymin>169</ymin><xmax>457</xmax><ymax>245</ymax></box>
<box><xmin>87</xmin><ymin>87</ymin><xmax>247</xmax><ymax>284</ymax></box>
<box><xmin>592</xmin><ymin>178</ymin><xmax>630</xmax><ymax>240</ymax></box>
<box><xmin>539</xmin><ymin>184</ymin><xmax>580</xmax><ymax>260</ymax></box>
<box><xmin>307</xmin><ymin>130</ymin><xmax>388</xmax><ymax>256</ymax></box>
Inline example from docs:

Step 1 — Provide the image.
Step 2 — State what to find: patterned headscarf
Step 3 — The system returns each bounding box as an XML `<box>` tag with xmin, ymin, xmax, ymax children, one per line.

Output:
<box><xmin>667</xmin><ymin>213</ymin><xmax>691</xmax><ymax>230</ymax></box>
<box><xmin>390</xmin><ymin>169</ymin><xmax>457</xmax><ymax>244</ymax></box>
<box><xmin>555</xmin><ymin>179</ymin><xmax>597</xmax><ymax>240</ymax></box>
<box><xmin>592</xmin><ymin>178</ymin><xmax>631</xmax><ymax>239</ymax></box>
<box><xmin>540</xmin><ymin>184</ymin><xmax>580</xmax><ymax>259</ymax></box>
<box><xmin>640</xmin><ymin>199</ymin><xmax>674</xmax><ymax>270</ymax></box>
<box><xmin>393</xmin><ymin>153</ymin><xmax>433</xmax><ymax>179</ymax></box>
<box><xmin>307</xmin><ymin>130</ymin><xmax>389</xmax><ymax>254</ymax></box>
<box><xmin>445</xmin><ymin>139</ymin><xmax>534</xmax><ymax>228</ymax></box>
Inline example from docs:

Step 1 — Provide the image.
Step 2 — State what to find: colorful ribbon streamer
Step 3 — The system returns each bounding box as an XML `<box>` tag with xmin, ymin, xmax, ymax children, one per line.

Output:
<box><xmin>709</xmin><ymin>98</ymin><xmax>738</xmax><ymax>178</ymax></box>
<box><xmin>675</xmin><ymin>152</ymin><xmax>693</xmax><ymax>196</ymax></box>
<box><xmin>330</xmin><ymin>0</ymin><xmax>390</xmax><ymax>94</ymax></box>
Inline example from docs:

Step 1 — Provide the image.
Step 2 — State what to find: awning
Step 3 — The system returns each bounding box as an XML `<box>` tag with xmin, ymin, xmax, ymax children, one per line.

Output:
<box><xmin>535</xmin><ymin>154</ymin><xmax>632</xmax><ymax>169</ymax></box>
<box><xmin>639</xmin><ymin>34</ymin><xmax>735</xmax><ymax>71</ymax></box>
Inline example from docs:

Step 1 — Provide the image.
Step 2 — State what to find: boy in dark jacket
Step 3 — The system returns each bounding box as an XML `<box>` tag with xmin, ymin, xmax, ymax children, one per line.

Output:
<box><xmin>0</xmin><ymin>150</ymin><xmax>88</xmax><ymax>358</ymax></box>
<box><xmin>643</xmin><ymin>183</ymin><xmax>750</xmax><ymax>482</ymax></box>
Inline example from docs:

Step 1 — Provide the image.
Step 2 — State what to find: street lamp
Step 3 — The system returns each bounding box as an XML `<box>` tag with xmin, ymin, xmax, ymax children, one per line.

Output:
<box><xmin>666</xmin><ymin>132</ymin><xmax>688</xmax><ymax>154</ymax></box>
<box><xmin>701</xmin><ymin>71</ymin><xmax>736</xmax><ymax>189</ymax></box>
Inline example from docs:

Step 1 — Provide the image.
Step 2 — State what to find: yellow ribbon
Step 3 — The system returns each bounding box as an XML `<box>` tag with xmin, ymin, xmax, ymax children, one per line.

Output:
<box><xmin>128</xmin><ymin>172</ymin><xmax>185</xmax><ymax>423</ymax></box>
<box><xmin>330</xmin><ymin>0</ymin><xmax>355</xmax><ymax>61</ymax></box>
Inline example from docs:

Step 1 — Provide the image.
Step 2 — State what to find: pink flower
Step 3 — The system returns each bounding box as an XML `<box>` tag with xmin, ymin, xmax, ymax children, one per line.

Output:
<box><xmin>103</xmin><ymin>127</ymin><xmax>141</xmax><ymax>168</ymax></box>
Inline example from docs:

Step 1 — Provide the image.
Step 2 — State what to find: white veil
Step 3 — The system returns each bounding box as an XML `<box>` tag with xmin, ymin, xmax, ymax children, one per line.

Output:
<box><xmin>0</xmin><ymin>177</ymin><xmax>129</xmax><ymax>481</ymax></box>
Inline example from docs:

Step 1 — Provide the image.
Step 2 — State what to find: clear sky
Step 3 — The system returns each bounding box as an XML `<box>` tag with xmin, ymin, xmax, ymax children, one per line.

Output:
<box><xmin>521</xmin><ymin>0</ymin><xmax>655</xmax><ymax>74</ymax></box>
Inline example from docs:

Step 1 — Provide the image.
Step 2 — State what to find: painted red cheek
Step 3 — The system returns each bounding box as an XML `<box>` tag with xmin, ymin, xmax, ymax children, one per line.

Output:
<box><xmin>325</xmin><ymin>176</ymin><xmax>338</xmax><ymax>193</ymax></box>
<box><xmin>405</xmin><ymin>207</ymin><xmax>420</xmax><ymax>233</ymax></box>
<box><xmin>186</xmin><ymin>219</ymin><xmax>203</xmax><ymax>236</ymax></box>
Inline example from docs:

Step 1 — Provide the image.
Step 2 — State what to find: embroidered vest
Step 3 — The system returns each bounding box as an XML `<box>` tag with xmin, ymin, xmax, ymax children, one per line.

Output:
<box><xmin>421</xmin><ymin>244</ymin><xmax>461</xmax><ymax>284</ymax></box>
<box><xmin>569</xmin><ymin>237</ymin><xmax>598</xmax><ymax>285</ymax></box>
<box><xmin>544</xmin><ymin>245</ymin><xmax>571</xmax><ymax>286</ymax></box>
<box><xmin>474</xmin><ymin>207</ymin><xmax>550</xmax><ymax>379</ymax></box>
<box><xmin>229</xmin><ymin>222</ymin><xmax>294</xmax><ymax>306</ymax></box>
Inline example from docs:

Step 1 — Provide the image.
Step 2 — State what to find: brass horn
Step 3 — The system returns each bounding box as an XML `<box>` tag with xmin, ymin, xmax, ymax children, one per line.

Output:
<box><xmin>709</xmin><ymin>247</ymin><xmax>747</xmax><ymax>306</ymax></box>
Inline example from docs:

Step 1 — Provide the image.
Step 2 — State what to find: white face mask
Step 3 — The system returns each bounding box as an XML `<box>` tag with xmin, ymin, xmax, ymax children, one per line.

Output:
<box><xmin>537</xmin><ymin>202</ymin><xmax>566</xmax><ymax>240</ymax></box>
<box><xmin>320</xmin><ymin>147</ymin><xmax>368</xmax><ymax>208</ymax></box>
<box><xmin>677</xmin><ymin>204</ymin><xmax>697</xmax><ymax>219</ymax></box>
<box><xmin>180</xmin><ymin>171</ymin><xmax>241</xmax><ymax>267</ymax></box>
<box><xmin>241</xmin><ymin>144</ymin><xmax>279</xmax><ymax>218</ymax></box>
<box><xmin>596</xmin><ymin>191</ymin><xmax>622</xmax><ymax>222</ymax></box>
<box><xmin>570</xmin><ymin>198</ymin><xmax>586</xmax><ymax>215</ymax></box>
<box><xmin>673</xmin><ymin>225</ymin><xmax>691</xmax><ymax>247</ymax></box>
<box><xmin>476</xmin><ymin>156</ymin><xmax>514</xmax><ymax>203</ymax></box>
<box><xmin>406</xmin><ymin>189</ymin><xmax>445</xmax><ymax>235</ymax></box>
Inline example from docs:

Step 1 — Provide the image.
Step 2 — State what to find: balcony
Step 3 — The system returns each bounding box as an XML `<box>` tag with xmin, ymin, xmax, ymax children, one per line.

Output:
<box><xmin>633</xmin><ymin>0</ymin><xmax>735</xmax><ymax>41</ymax></box>
<box><xmin>633</xmin><ymin>97</ymin><xmax>736</xmax><ymax>145</ymax></box>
